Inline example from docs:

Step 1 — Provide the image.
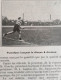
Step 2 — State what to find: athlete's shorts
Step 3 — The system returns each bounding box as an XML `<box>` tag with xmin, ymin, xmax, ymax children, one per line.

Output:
<box><xmin>13</xmin><ymin>24</ymin><xmax>20</xmax><ymax>32</ymax></box>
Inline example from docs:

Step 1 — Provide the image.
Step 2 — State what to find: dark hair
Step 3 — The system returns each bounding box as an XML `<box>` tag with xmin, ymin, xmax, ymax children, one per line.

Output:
<box><xmin>18</xmin><ymin>17</ymin><xmax>21</xmax><ymax>19</ymax></box>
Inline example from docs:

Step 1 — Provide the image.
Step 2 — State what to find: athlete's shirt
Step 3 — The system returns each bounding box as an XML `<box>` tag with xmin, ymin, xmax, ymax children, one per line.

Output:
<box><xmin>16</xmin><ymin>19</ymin><xmax>22</xmax><ymax>26</ymax></box>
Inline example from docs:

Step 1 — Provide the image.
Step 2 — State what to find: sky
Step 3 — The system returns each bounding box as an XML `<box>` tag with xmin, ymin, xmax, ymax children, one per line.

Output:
<box><xmin>2</xmin><ymin>0</ymin><xmax>61</xmax><ymax>21</ymax></box>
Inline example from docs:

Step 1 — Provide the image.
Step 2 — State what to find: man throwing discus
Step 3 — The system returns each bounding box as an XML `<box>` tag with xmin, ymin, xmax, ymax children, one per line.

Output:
<box><xmin>3</xmin><ymin>17</ymin><xmax>24</xmax><ymax>40</ymax></box>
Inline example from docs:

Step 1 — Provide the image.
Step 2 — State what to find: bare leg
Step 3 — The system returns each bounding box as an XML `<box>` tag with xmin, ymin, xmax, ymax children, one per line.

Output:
<box><xmin>18</xmin><ymin>31</ymin><xmax>22</xmax><ymax>40</ymax></box>
<box><xmin>3</xmin><ymin>31</ymin><xmax>14</xmax><ymax>37</ymax></box>
<box><xmin>6</xmin><ymin>31</ymin><xmax>14</xmax><ymax>35</ymax></box>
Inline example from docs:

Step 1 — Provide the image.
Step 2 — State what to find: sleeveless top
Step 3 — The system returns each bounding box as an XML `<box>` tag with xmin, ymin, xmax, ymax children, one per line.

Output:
<box><xmin>16</xmin><ymin>19</ymin><xmax>22</xmax><ymax>26</ymax></box>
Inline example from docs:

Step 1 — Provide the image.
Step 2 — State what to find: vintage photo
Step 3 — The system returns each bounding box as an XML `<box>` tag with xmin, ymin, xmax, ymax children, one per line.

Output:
<box><xmin>1</xmin><ymin>0</ymin><xmax>61</xmax><ymax>79</ymax></box>
<box><xmin>2</xmin><ymin>0</ymin><xmax>61</xmax><ymax>46</ymax></box>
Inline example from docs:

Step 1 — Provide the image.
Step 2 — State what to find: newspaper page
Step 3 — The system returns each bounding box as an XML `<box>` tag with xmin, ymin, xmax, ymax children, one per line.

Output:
<box><xmin>0</xmin><ymin>0</ymin><xmax>61</xmax><ymax>80</ymax></box>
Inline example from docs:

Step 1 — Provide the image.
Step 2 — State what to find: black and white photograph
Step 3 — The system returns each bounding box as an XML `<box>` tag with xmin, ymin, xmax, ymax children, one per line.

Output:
<box><xmin>2</xmin><ymin>0</ymin><xmax>61</xmax><ymax>46</ymax></box>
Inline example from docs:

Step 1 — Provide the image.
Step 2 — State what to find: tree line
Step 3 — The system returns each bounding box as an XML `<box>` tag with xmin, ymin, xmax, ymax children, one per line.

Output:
<box><xmin>2</xmin><ymin>16</ymin><xmax>61</xmax><ymax>26</ymax></box>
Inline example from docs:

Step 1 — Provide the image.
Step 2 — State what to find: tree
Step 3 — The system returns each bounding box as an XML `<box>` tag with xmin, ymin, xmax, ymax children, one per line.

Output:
<box><xmin>2</xmin><ymin>16</ymin><xmax>8</xmax><ymax>25</ymax></box>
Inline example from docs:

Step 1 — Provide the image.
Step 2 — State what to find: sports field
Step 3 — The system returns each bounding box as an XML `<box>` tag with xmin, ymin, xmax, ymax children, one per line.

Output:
<box><xmin>2</xmin><ymin>26</ymin><xmax>61</xmax><ymax>46</ymax></box>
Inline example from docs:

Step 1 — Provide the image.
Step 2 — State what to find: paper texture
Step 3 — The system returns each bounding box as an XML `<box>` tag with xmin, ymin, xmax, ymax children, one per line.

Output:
<box><xmin>0</xmin><ymin>0</ymin><xmax>61</xmax><ymax>80</ymax></box>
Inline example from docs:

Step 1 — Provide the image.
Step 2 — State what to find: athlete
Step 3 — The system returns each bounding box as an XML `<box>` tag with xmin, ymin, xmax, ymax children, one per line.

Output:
<box><xmin>3</xmin><ymin>17</ymin><xmax>23</xmax><ymax>40</ymax></box>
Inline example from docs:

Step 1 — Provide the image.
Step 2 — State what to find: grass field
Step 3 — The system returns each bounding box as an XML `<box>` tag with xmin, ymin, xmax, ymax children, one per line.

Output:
<box><xmin>2</xmin><ymin>26</ymin><xmax>61</xmax><ymax>46</ymax></box>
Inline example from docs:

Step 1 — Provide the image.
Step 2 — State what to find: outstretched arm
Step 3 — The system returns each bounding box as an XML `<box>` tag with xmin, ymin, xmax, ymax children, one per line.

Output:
<box><xmin>20</xmin><ymin>26</ymin><xmax>25</xmax><ymax>30</ymax></box>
